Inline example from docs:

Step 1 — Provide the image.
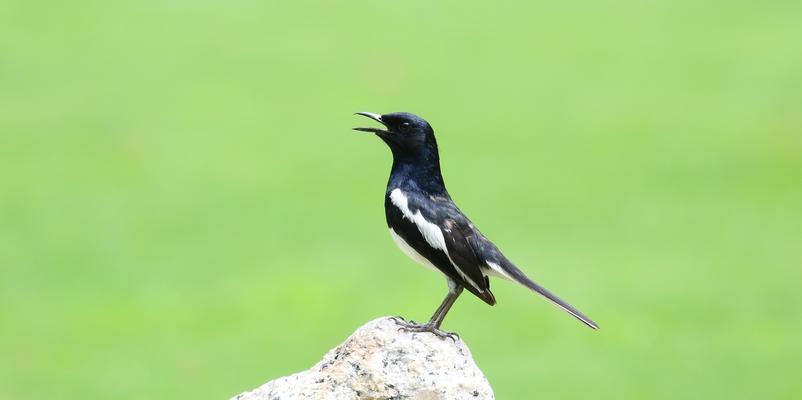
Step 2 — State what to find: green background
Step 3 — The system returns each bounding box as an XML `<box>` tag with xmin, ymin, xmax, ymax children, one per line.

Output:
<box><xmin>2</xmin><ymin>1</ymin><xmax>801</xmax><ymax>399</ymax></box>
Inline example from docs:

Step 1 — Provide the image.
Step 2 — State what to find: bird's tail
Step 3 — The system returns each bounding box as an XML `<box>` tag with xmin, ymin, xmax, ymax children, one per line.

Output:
<box><xmin>496</xmin><ymin>259</ymin><xmax>599</xmax><ymax>330</ymax></box>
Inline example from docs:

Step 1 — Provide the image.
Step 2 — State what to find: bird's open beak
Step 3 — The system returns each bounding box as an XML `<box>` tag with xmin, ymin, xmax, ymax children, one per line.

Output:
<box><xmin>353</xmin><ymin>112</ymin><xmax>390</xmax><ymax>134</ymax></box>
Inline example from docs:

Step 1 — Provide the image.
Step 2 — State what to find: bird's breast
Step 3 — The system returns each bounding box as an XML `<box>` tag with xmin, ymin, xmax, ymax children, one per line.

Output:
<box><xmin>388</xmin><ymin>228</ymin><xmax>440</xmax><ymax>273</ymax></box>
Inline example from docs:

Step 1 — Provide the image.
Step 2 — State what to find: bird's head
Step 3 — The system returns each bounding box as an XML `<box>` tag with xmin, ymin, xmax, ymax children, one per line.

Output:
<box><xmin>353</xmin><ymin>112</ymin><xmax>438</xmax><ymax>160</ymax></box>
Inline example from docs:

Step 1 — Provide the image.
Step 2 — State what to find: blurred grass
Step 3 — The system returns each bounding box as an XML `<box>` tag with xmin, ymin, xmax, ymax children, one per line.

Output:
<box><xmin>1</xmin><ymin>0</ymin><xmax>801</xmax><ymax>399</ymax></box>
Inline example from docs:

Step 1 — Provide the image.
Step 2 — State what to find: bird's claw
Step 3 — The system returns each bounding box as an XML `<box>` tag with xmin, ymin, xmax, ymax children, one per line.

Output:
<box><xmin>393</xmin><ymin>320</ymin><xmax>459</xmax><ymax>342</ymax></box>
<box><xmin>389</xmin><ymin>316</ymin><xmax>418</xmax><ymax>325</ymax></box>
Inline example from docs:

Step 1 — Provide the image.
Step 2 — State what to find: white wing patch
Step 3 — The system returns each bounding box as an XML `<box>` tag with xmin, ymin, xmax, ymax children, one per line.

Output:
<box><xmin>389</xmin><ymin>188</ymin><xmax>482</xmax><ymax>291</ymax></box>
<box><xmin>389</xmin><ymin>189</ymin><xmax>447</xmax><ymax>252</ymax></box>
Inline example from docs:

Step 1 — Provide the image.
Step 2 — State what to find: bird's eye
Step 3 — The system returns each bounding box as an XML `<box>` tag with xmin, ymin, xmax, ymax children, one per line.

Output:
<box><xmin>399</xmin><ymin>122</ymin><xmax>411</xmax><ymax>131</ymax></box>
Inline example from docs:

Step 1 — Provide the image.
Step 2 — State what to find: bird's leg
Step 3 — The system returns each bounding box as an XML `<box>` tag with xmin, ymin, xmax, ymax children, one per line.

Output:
<box><xmin>393</xmin><ymin>286</ymin><xmax>464</xmax><ymax>341</ymax></box>
<box><xmin>428</xmin><ymin>286</ymin><xmax>462</xmax><ymax>329</ymax></box>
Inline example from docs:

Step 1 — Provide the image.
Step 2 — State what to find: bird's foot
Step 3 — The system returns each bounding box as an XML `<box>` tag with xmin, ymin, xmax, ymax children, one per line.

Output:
<box><xmin>391</xmin><ymin>319</ymin><xmax>459</xmax><ymax>342</ymax></box>
<box><xmin>388</xmin><ymin>316</ymin><xmax>416</xmax><ymax>325</ymax></box>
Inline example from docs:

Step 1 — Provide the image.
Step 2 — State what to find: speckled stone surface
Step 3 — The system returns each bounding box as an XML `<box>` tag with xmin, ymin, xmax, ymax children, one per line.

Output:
<box><xmin>231</xmin><ymin>317</ymin><xmax>494</xmax><ymax>400</ymax></box>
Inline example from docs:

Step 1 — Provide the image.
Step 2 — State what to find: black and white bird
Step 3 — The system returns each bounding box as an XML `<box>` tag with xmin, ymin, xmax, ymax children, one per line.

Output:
<box><xmin>354</xmin><ymin>111</ymin><xmax>598</xmax><ymax>338</ymax></box>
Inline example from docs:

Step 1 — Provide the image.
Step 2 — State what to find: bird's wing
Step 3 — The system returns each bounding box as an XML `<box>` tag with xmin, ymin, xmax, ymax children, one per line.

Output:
<box><xmin>388</xmin><ymin>189</ymin><xmax>495</xmax><ymax>305</ymax></box>
<box><xmin>440</xmin><ymin>216</ymin><xmax>496</xmax><ymax>305</ymax></box>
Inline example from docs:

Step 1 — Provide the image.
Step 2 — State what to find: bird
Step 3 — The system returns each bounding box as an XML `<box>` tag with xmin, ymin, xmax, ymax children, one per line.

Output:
<box><xmin>354</xmin><ymin>111</ymin><xmax>598</xmax><ymax>338</ymax></box>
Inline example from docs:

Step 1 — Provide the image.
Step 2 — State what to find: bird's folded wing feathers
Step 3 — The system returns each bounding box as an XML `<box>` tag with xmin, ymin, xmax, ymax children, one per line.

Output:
<box><xmin>394</xmin><ymin>191</ymin><xmax>495</xmax><ymax>305</ymax></box>
<box><xmin>441</xmin><ymin>218</ymin><xmax>495</xmax><ymax>305</ymax></box>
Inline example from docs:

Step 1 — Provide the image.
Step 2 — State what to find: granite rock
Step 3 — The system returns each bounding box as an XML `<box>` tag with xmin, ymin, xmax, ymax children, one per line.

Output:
<box><xmin>231</xmin><ymin>317</ymin><xmax>493</xmax><ymax>400</ymax></box>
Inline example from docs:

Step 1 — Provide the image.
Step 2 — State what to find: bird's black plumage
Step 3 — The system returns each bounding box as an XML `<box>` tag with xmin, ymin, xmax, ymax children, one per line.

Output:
<box><xmin>384</xmin><ymin>190</ymin><xmax>496</xmax><ymax>305</ymax></box>
<box><xmin>355</xmin><ymin>111</ymin><xmax>598</xmax><ymax>335</ymax></box>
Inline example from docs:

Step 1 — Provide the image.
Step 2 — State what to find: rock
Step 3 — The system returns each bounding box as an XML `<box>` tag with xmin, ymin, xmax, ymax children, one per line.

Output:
<box><xmin>231</xmin><ymin>317</ymin><xmax>494</xmax><ymax>400</ymax></box>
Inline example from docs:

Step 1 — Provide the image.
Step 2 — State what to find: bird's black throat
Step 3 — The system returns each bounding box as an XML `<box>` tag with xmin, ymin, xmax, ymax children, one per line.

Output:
<box><xmin>387</xmin><ymin>143</ymin><xmax>447</xmax><ymax>195</ymax></box>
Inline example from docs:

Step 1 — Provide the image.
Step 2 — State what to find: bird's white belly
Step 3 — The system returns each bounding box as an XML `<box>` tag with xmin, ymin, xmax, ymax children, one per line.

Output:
<box><xmin>389</xmin><ymin>228</ymin><xmax>441</xmax><ymax>273</ymax></box>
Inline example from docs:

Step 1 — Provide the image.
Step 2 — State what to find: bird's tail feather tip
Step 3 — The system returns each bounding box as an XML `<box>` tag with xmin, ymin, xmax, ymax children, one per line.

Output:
<box><xmin>558</xmin><ymin>303</ymin><xmax>599</xmax><ymax>330</ymax></box>
<box><xmin>583</xmin><ymin>319</ymin><xmax>600</xmax><ymax>330</ymax></box>
<box><xmin>517</xmin><ymin>274</ymin><xmax>599</xmax><ymax>330</ymax></box>
<box><xmin>554</xmin><ymin>300</ymin><xmax>598</xmax><ymax>329</ymax></box>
